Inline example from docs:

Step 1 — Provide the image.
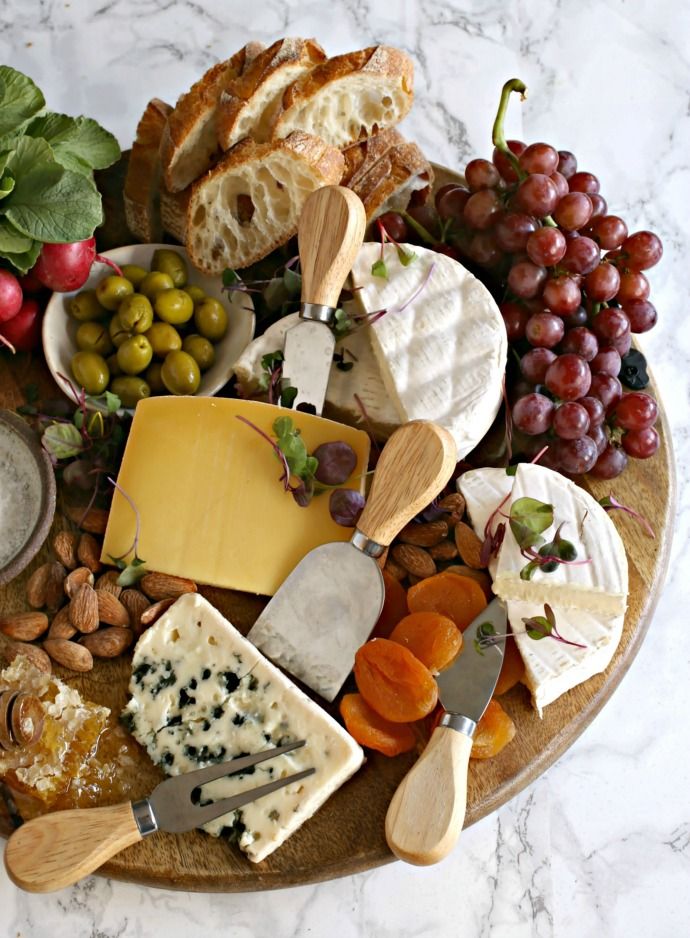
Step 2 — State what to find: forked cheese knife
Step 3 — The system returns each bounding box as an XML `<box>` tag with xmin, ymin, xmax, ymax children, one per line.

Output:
<box><xmin>248</xmin><ymin>421</ymin><xmax>458</xmax><ymax>701</ymax></box>
<box><xmin>282</xmin><ymin>185</ymin><xmax>366</xmax><ymax>413</ymax></box>
<box><xmin>385</xmin><ymin>598</ymin><xmax>506</xmax><ymax>865</ymax></box>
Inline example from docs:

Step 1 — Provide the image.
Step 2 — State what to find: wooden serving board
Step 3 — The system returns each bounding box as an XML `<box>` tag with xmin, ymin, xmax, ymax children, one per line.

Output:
<box><xmin>0</xmin><ymin>164</ymin><xmax>676</xmax><ymax>892</ymax></box>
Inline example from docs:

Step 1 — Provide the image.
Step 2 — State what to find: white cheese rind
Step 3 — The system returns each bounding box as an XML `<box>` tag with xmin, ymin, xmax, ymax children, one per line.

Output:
<box><xmin>123</xmin><ymin>593</ymin><xmax>364</xmax><ymax>863</ymax></box>
<box><xmin>458</xmin><ymin>467</ymin><xmax>514</xmax><ymax>577</ymax></box>
<box><xmin>351</xmin><ymin>243</ymin><xmax>507</xmax><ymax>458</ymax></box>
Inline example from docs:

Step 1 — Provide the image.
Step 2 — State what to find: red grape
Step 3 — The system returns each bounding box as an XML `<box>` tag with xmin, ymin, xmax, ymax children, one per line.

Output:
<box><xmin>516</xmin><ymin>174</ymin><xmax>559</xmax><ymax>217</ymax></box>
<box><xmin>435</xmin><ymin>185</ymin><xmax>471</xmax><ymax>221</ymax></box>
<box><xmin>468</xmin><ymin>232</ymin><xmax>501</xmax><ymax>266</ymax></box>
<box><xmin>589</xmin><ymin>423</ymin><xmax>608</xmax><ymax>456</ymax></box>
<box><xmin>553</xmin><ymin>192</ymin><xmax>593</xmax><ymax>231</ymax></box>
<box><xmin>584</xmin><ymin>263</ymin><xmax>621</xmax><ymax>301</ymax></box>
<box><xmin>615</xmin><ymin>270</ymin><xmax>650</xmax><ymax>303</ymax></box>
<box><xmin>556</xmin><ymin>435</ymin><xmax>598</xmax><ymax>473</ymax></box>
<box><xmin>615</xmin><ymin>392</ymin><xmax>658</xmax><ymax>431</ymax></box>
<box><xmin>508</xmin><ymin>260</ymin><xmax>547</xmax><ymax>299</ymax></box>
<box><xmin>494</xmin><ymin>213</ymin><xmax>538</xmax><ymax>252</ymax></box>
<box><xmin>512</xmin><ymin>393</ymin><xmax>555</xmax><ymax>434</ymax></box>
<box><xmin>623</xmin><ymin>298</ymin><xmax>657</xmax><ymax>333</ymax></box>
<box><xmin>519</xmin><ymin>142</ymin><xmax>559</xmax><ymax>175</ymax></box>
<box><xmin>545</xmin><ymin>354</ymin><xmax>592</xmax><ymax>400</ymax></box>
<box><xmin>557</xmin><ymin>150</ymin><xmax>577</xmax><ymax>178</ymax></box>
<box><xmin>588</xmin><ymin>194</ymin><xmax>608</xmax><ymax>218</ymax></box>
<box><xmin>542</xmin><ymin>275</ymin><xmax>581</xmax><ymax>314</ymax></box>
<box><xmin>407</xmin><ymin>201</ymin><xmax>439</xmax><ymax>235</ymax></box>
<box><xmin>589</xmin><ymin>372</ymin><xmax>623</xmax><ymax>411</ymax></box>
<box><xmin>550</xmin><ymin>171</ymin><xmax>569</xmax><ymax>199</ymax></box>
<box><xmin>560</xmin><ymin>236</ymin><xmax>600</xmax><ymax>275</ymax></box>
<box><xmin>526</xmin><ymin>227</ymin><xmax>567</xmax><ymax>266</ymax></box>
<box><xmin>563</xmin><ymin>306</ymin><xmax>588</xmax><ymax>328</ymax></box>
<box><xmin>611</xmin><ymin>330</ymin><xmax>632</xmax><ymax>357</ymax></box>
<box><xmin>553</xmin><ymin>401</ymin><xmax>591</xmax><ymax>439</ymax></box>
<box><xmin>463</xmin><ymin>188</ymin><xmax>501</xmax><ymax>230</ymax></box>
<box><xmin>622</xmin><ymin>231</ymin><xmax>663</xmax><ymax>270</ymax></box>
<box><xmin>622</xmin><ymin>426</ymin><xmax>660</xmax><ymax>458</ymax></box>
<box><xmin>465</xmin><ymin>159</ymin><xmax>500</xmax><ymax>191</ymax></box>
<box><xmin>592</xmin><ymin>307</ymin><xmax>630</xmax><ymax>343</ymax></box>
<box><xmin>590</xmin><ymin>347</ymin><xmax>622</xmax><ymax>377</ymax></box>
<box><xmin>592</xmin><ymin>215</ymin><xmax>628</xmax><ymax>250</ymax></box>
<box><xmin>520</xmin><ymin>347</ymin><xmax>557</xmax><ymax>383</ymax></box>
<box><xmin>433</xmin><ymin>242</ymin><xmax>462</xmax><ymax>261</ymax></box>
<box><xmin>493</xmin><ymin>140</ymin><xmax>526</xmax><ymax>183</ymax></box>
<box><xmin>378</xmin><ymin>211</ymin><xmax>409</xmax><ymax>242</ymax></box>
<box><xmin>591</xmin><ymin>443</ymin><xmax>628</xmax><ymax>479</ymax></box>
<box><xmin>501</xmin><ymin>301</ymin><xmax>530</xmax><ymax>342</ymax></box>
<box><xmin>580</xmin><ymin>395</ymin><xmax>605</xmax><ymax>427</ymax></box>
<box><xmin>561</xmin><ymin>326</ymin><xmax>599</xmax><ymax>361</ymax></box>
<box><xmin>526</xmin><ymin>312</ymin><xmax>565</xmax><ymax>348</ymax></box>
<box><xmin>569</xmin><ymin>171</ymin><xmax>600</xmax><ymax>194</ymax></box>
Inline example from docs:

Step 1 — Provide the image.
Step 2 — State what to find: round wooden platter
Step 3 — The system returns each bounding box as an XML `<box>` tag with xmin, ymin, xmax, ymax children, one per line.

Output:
<box><xmin>0</xmin><ymin>163</ymin><xmax>677</xmax><ymax>892</ymax></box>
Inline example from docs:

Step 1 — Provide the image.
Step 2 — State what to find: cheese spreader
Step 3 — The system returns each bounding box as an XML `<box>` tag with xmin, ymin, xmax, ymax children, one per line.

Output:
<box><xmin>248</xmin><ymin>420</ymin><xmax>458</xmax><ymax>701</ymax></box>
<box><xmin>282</xmin><ymin>185</ymin><xmax>366</xmax><ymax>414</ymax></box>
<box><xmin>385</xmin><ymin>597</ymin><xmax>507</xmax><ymax>865</ymax></box>
<box><xmin>4</xmin><ymin>741</ymin><xmax>312</xmax><ymax>893</ymax></box>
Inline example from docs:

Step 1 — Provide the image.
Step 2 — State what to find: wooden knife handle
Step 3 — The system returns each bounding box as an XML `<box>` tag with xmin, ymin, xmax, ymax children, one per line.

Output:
<box><xmin>385</xmin><ymin>725</ymin><xmax>472</xmax><ymax>865</ymax></box>
<box><xmin>298</xmin><ymin>185</ymin><xmax>366</xmax><ymax>308</ymax></box>
<box><xmin>356</xmin><ymin>421</ymin><xmax>458</xmax><ymax>546</ymax></box>
<box><xmin>4</xmin><ymin>802</ymin><xmax>143</xmax><ymax>892</ymax></box>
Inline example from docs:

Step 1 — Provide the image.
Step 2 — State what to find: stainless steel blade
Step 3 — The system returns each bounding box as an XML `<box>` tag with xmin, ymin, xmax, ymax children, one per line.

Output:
<box><xmin>436</xmin><ymin>598</ymin><xmax>506</xmax><ymax>724</ymax></box>
<box><xmin>281</xmin><ymin>318</ymin><xmax>335</xmax><ymax>414</ymax></box>
<box><xmin>247</xmin><ymin>542</ymin><xmax>384</xmax><ymax>701</ymax></box>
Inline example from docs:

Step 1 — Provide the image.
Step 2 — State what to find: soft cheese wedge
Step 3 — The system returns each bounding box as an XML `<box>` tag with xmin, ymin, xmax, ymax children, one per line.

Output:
<box><xmin>101</xmin><ymin>397</ymin><xmax>370</xmax><ymax>596</ymax></box>
<box><xmin>123</xmin><ymin>594</ymin><xmax>364</xmax><ymax>863</ymax></box>
<box><xmin>351</xmin><ymin>243</ymin><xmax>507</xmax><ymax>457</ymax></box>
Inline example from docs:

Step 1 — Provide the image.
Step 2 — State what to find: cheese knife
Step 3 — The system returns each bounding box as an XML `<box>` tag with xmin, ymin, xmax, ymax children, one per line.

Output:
<box><xmin>281</xmin><ymin>185</ymin><xmax>366</xmax><ymax>414</ymax></box>
<box><xmin>385</xmin><ymin>597</ymin><xmax>507</xmax><ymax>865</ymax></box>
<box><xmin>248</xmin><ymin>420</ymin><xmax>458</xmax><ymax>701</ymax></box>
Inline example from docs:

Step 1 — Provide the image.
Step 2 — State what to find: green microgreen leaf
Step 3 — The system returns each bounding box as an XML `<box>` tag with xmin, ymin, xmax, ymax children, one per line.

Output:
<box><xmin>506</xmin><ymin>464</ymin><xmax>518</xmax><ymax>476</ymax></box>
<box><xmin>371</xmin><ymin>258</ymin><xmax>388</xmax><ymax>279</ymax></box>
<box><xmin>397</xmin><ymin>246</ymin><xmax>416</xmax><ymax>266</ymax></box>
<box><xmin>283</xmin><ymin>266</ymin><xmax>301</xmax><ymax>295</ymax></box>
<box><xmin>42</xmin><ymin>421</ymin><xmax>84</xmax><ymax>459</ymax></box>
<box><xmin>523</xmin><ymin>614</ymin><xmax>552</xmax><ymax>640</ymax></box>
<box><xmin>112</xmin><ymin>556</ymin><xmax>147</xmax><ymax>587</ymax></box>
<box><xmin>223</xmin><ymin>268</ymin><xmax>242</xmax><ymax>288</ymax></box>
<box><xmin>509</xmin><ymin>496</ymin><xmax>553</xmax><ymax>549</ymax></box>
<box><xmin>280</xmin><ymin>384</ymin><xmax>297</xmax><ymax>408</ymax></box>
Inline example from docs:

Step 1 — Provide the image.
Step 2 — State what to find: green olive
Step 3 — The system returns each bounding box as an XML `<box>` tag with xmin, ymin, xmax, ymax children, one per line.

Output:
<box><xmin>182</xmin><ymin>334</ymin><xmax>215</xmax><ymax>372</ymax></box>
<box><xmin>95</xmin><ymin>275</ymin><xmax>134</xmax><ymax>311</ymax></box>
<box><xmin>110</xmin><ymin>376</ymin><xmax>151</xmax><ymax>408</ymax></box>
<box><xmin>75</xmin><ymin>321</ymin><xmax>113</xmax><ymax>356</ymax></box>
<box><xmin>145</xmin><ymin>321</ymin><xmax>182</xmax><ymax>357</ymax></box>
<box><xmin>194</xmin><ymin>297</ymin><xmax>228</xmax><ymax>341</ymax></box>
<box><xmin>116</xmin><ymin>335</ymin><xmax>153</xmax><ymax>376</ymax></box>
<box><xmin>145</xmin><ymin>362</ymin><xmax>165</xmax><ymax>394</ymax></box>
<box><xmin>161</xmin><ymin>350</ymin><xmax>200</xmax><ymax>395</ymax></box>
<box><xmin>71</xmin><ymin>351</ymin><xmax>110</xmax><ymax>395</ymax></box>
<box><xmin>139</xmin><ymin>270</ymin><xmax>174</xmax><ymax>300</ymax></box>
<box><xmin>106</xmin><ymin>353</ymin><xmax>123</xmax><ymax>378</ymax></box>
<box><xmin>154</xmin><ymin>288</ymin><xmax>194</xmax><ymax>325</ymax></box>
<box><xmin>69</xmin><ymin>289</ymin><xmax>106</xmax><ymax>322</ymax></box>
<box><xmin>120</xmin><ymin>264</ymin><xmax>148</xmax><ymax>288</ymax></box>
<box><xmin>184</xmin><ymin>284</ymin><xmax>206</xmax><ymax>305</ymax></box>
<box><xmin>118</xmin><ymin>293</ymin><xmax>154</xmax><ymax>333</ymax></box>
<box><xmin>152</xmin><ymin>248</ymin><xmax>188</xmax><ymax>287</ymax></box>
<box><xmin>108</xmin><ymin>313</ymin><xmax>132</xmax><ymax>348</ymax></box>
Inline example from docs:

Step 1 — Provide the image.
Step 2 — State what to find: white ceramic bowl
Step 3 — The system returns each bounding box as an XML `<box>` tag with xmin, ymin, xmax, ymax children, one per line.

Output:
<box><xmin>42</xmin><ymin>243</ymin><xmax>255</xmax><ymax>403</ymax></box>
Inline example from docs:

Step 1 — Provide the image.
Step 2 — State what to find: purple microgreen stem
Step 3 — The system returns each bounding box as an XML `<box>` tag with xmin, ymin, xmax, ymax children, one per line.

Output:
<box><xmin>600</xmin><ymin>493</ymin><xmax>655</xmax><ymax>538</ymax></box>
<box><xmin>0</xmin><ymin>334</ymin><xmax>16</xmax><ymax>353</ymax></box>
<box><xmin>107</xmin><ymin>476</ymin><xmax>142</xmax><ymax>562</ymax></box>
<box><xmin>353</xmin><ymin>393</ymin><xmax>381</xmax><ymax>454</ymax></box>
<box><xmin>236</xmin><ymin>415</ymin><xmax>294</xmax><ymax>492</ymax></box>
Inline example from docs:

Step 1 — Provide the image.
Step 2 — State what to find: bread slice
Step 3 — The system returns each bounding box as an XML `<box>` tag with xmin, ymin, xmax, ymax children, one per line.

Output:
<box><xmin>160</xmin><ymin>41</ymin><xmax>264</xmax><ymax>193</ymax></box>
<box><xmin>340</xmin><ymin>127</ymin><xmax>404</xmax><ymax>188</ymax></box>
<box><xmin>216</xmin><ymin>37</ymin><xmax>326</xmax><ymax>150</ymax></box>
<box><xmin>350</xmin><ymin>141</ymin><xmax>433</xmax><ymax>220</ymax></box>
<box><xmin>160</xmin><ymin>185</ymin><xmax>190</xmax><ymax>243</ymax></box>
<box><xmin>270</xmin><ymin>45</ymin><xmax>414</xmax><ymax>149</ymax></box>
<box><xmin>124</xmin><ymin>98</ymin><xmax>172</xmax><ymax>242</ymax></box>
<box><xmin>185</xmin><ymin>131</ymin><xmax>344</xmax><ymax>275</ymax></box>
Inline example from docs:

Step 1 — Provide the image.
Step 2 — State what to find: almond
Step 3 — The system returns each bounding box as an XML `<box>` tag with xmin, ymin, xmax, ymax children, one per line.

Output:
<box><xmin>391</xmin><ymin>544</ymin><xmax>437</xmax><ymax>579</ymax></box>
<box><xmin>428</xmin><ymin>539</ymin><xmax>459</xmax><ymax>562</ymax></box>
<box><xmin>140</xmin><ymin>572</ymin><xmax>197</xmax><ymax>602</ymax></box>
<box><xmin>52</xmin><ymin>531</ymin><xmax>78</xmax><ymax>570</ymax></box>
<box><xmin>64</xmin><ymin>567</ymin><xmax>95</xmax><ymax>598</ymax></box>
<box><xmin>120</xmin><ymin>589</ymin><xmax>150</xmax><ymax>636</ymax></box>
<box><xmin>0</xmin><ymin>611</ymin><xmax>50</xmax><ymax>642</ymax></box>
<box><xmin>44</xmin><ymin>562</ymin><xmax>67</xmax><ymax>612</ymax></box>
<box><xmin>444</xmin><ymin>565</ymin><xmax>493</xmax><ymax>599</ymax></box>
<box><xmin>26</xmin><ymin>563</ymin><xmax>51</xmax><ymax>608</ymax></box>
<box><xmin>96</xmin><ymin>590</ymin><xmax>130</xmax><ymax>627</ymax></box>
<box><xmin>384</xmin><ymin>557</ymin><xmax>407</xmax><ymax>581</ymax></box>
<box><xmin>139</xmin><ymin>597</ymin><xmax>176</xmax><ymax>628</ymax></box>
<box><xmin>43</xmin><ymin>639</ymin><xmax>93</xmax><ymax>672</ymax></box>
<box><xmin>10</xmin><ymin>693</ymin><xmax>45</xmax><ymax>746</ymax></box>
<box><xmin>438</xmin><ymin>493</ymin><xmax>466</xmax><ymax>527</ymax></box>
<box><xmin>48</xmin><ymin>605</ymin><xmax>78</xmax><ymax>640</ymax></box>
<box><xmin>94</xmin><ymin>570</ymin><xmax>122</xmax><ymax>598</ymax></box>
<box><xmin>69</xmin><ymin>583</ymin><xmax>99</xmax><ymax>634</ymax></box>
<box><xmin>77</xmin><ymin>533</ymin><xmax>102</xmax><ymax>574</ymax></box>
<box><xmin>80</xmin><ymin>627</ymin><xmax>133</xmax><ymax>658</ymax></box>
<box><xmin>454</xmin><ymin>522</ymin><xmax>486</xmax><ymax>569</ymax></box>
<box><xmin>64</xmin><ymin>504</ymin><xmax>109</xmax><ymax>535</ymax></box>
<box><xmin>5</xmin><ymin>641</ymin><xmax>52</xmax><ymax>674</ymax></box>
<box><xmin>397</xmin><ymin>520</ymin><xmax>449</xmax><ymax>548</ymax></box>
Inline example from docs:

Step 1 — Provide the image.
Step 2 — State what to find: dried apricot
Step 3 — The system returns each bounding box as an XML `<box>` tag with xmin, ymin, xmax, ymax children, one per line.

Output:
<box><xmin>389</xmin><ymin>611</ymin><xmax>462</xmax><ymax>674</ymax></box>
<box><xmin>340</xmin><ymin>693</ymin><xmax>416</xmax><ymax>757</ymax></box>
<box><xmin>354</xmin><ymin>638</ymin><xmax>438</xmax><ymax>723</ymax></box>
<box><xmin>371</xmin><ymin>569</ymin><xmax>409</xmax><ymax>639</ymax></box>
<box><xmin>471</xmin><ymin>699</ymin><xmax>516</xmax><ymax>759</ymax></box>
<box><xmin>493</xmin><ymin>639</ymin><xmax>525</xmax><ymax>696</ymax></box>
<box><xmin>407</xmin><ymin>572</ymin><xmax>488</xmax><ymax>631</ymax></box>
<box><xmin>443</xmin><ymin>565</ymin><xmax>493</xmax><ymax>600</ymax></box>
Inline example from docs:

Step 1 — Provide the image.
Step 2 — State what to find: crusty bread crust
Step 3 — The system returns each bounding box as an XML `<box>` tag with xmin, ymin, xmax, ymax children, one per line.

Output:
<box><xmin>185</xmin><ymin>131</ymin><xmax>344</xmax><ymax>275</ymax></box>
<box><xmin>160</xmin><ymin>41</ymin><xmax>264</xmax><ymax>192</ymax></box>
<box><xmin>160</xmin><ymin>185</ymin><xmax>190</xmax><ymax>243</ymax></box>
<box><xmin>340</xmin><ymin>127</ymin><xmax>404</xmax><ymax>188</ymax></box>
<box><xmin>350</xmin><ymin>141</ymin><xmax>433</xmax><ymax>220</ymax></box>
<box><xmin>124</xmin><ymin>98</ymin><xmax>172</xmax><ymax>242</ymax></box>
<box><xmin>216</xmin><ymin>37</ymin><xmax>326</xmax><ymax>150</ymax></box>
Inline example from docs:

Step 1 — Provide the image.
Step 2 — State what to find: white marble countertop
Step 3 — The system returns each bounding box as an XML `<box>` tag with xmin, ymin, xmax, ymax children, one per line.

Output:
<box><xmin>1</xmin><ymin>1</ymin><xmax>689</xmax><ymax>935</ymax></box>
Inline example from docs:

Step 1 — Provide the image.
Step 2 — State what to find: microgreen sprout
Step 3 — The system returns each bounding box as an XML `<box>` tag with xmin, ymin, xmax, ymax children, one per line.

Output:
<box><xmin>599</xmin><ymin>493</ymin><xmax>655</xmax><ymax>538</ymax></box>
<box><xmin>106</xmin><ymin>476</ymin><xmax>147</xmax><ymax>586</ymax></box>
<box><xmin>472</xmin><ymin>603</ymin><xmax>587</xmax><ymax>655</ymax></box>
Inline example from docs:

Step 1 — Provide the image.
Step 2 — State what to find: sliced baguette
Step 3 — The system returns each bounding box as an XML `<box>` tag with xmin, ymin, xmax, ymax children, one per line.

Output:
<box><xmin>185</xmin><ymin>131</ymin><xmax>344</xmax><ymax>275</ymax></box>
<box><xmin>270</xmin><ymin>45</ymin><xmax>414</xmax><ymax>149</ymax></box>
<box><xmin>124</xmin><ymin>98</ymin><xmax>172</xmax><ymax>242</ymax></box>
<box><xmin>340</xmin><ymin>127</ymin><xmax>404</xmax><ymax>188</ymax></box>
<box><xmin>216</xmin><ymin>37</ymin><xmax>326</xmax><ymax>150</ymax></box>
<box><xmin>160</xmin><ymin>186</ymin><xmax>190</xmax><ymax>243</ymax></box>
<box><xmin>160</xmin><ymin>41</ymin><xmax>264</xmax><ymax>193</ymax></box>
<box><xmin>350</xmin><ymin>141</ymin><xmax>433</xmax><ymax>220</ymax></box>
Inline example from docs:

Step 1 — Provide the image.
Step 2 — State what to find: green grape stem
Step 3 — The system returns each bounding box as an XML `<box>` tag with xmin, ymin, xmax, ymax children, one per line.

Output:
<box><xmin>492</xmin><ymin>78</ymin><xmax>528</xmax><ymax>180</ymax></box>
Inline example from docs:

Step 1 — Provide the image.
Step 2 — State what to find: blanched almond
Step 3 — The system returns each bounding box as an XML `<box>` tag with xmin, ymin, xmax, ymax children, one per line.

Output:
<box><xmin>43</xmin><ymin>639</ymin><xmax>93</xmax><ymax>672</ymax></box>
<box><xmin>96</xmin><ymin>590</ymin><xmax>130</xmax><ymax>627</ymax></box>
<box><xmin>52</xmin><ymin>531</ymin><xmax>78</xmax><ymax>570</ymax></box>
<box><xmin>69</xmin><ymin>583</ymin><xmax>99</xmax><ymax>634</ymax></box>
<box><xmin>140</xmin><ymin>573</ymin><xmax>197</xmax><ymax>601</ymax></box>
<box><xmin>80</xmin><ymin>627</ymin><xmax>133</xmax><ymax>658</ymax></box>
<box><xmin>64</xmin><ymin>567</ymin><xmax>94</xmax><ymax>598</ymax></box>
<box><xmin>0</xmin><ymin>611</ymin><xmax>50</xmax><ymax>642</ymax></box>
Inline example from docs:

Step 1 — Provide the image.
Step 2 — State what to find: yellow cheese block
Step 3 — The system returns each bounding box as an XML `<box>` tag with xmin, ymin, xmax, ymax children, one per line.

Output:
<box><xmin>101</xmin><ymin>397</ymin><xmax>370</xmax><ymax>596</ymax></box>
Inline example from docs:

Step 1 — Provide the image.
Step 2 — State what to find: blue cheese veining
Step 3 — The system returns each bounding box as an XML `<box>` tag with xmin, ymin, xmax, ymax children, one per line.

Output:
<box><xmin>0</xmin><ymin>422</ymin><xmax>42</xmax><ymax>569</ymax></box>
<box><xmin>123</xmin><ymin>593</ymin><xmax>364</xmax><ymax>863</ymax></box>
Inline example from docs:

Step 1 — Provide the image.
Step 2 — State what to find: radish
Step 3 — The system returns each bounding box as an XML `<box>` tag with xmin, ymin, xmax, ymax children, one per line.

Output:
<box><xmin>0</xmin><ymin>298</ymin><xmax>41</xmax><ymax>352</ymax></box>
<box><xmin>33</xmin><ymin>238</ymin><xmax>122</xmax><ymax>292</ymax></box>
<box><xmin>0</xmin><ymin>269</ymin><xmax>23</xmax><ymax>323</ymax></box>
<box><xmin>19</xmin><ymin>269</ymin><xmax>45</xmax><ymax>294</ymax></box>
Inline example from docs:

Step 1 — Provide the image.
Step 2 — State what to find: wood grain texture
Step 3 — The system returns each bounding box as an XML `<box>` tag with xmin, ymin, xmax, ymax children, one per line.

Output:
<box><xmin>0</xmin><ymin>161</ymin><xmax>676</xmax><ymax>892</ymax></box>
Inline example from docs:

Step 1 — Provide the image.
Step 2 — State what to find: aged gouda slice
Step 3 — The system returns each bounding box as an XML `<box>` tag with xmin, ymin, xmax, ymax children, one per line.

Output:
<box><xmin>102</xmin><ymin>397</ymin><xmax>370</xmax><ymax>596</ymax></box>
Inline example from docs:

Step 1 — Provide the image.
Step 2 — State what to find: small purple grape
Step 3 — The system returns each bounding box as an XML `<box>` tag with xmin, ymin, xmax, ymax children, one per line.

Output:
<box><xmin>313</xmin><ymin>441</ymin><xmax>357</xmax><ymax>486</ymax></box>
<box><xmin>329</xmin><ymin>489</ymin><xmax>365</xmax><ymax>527</ymax></box>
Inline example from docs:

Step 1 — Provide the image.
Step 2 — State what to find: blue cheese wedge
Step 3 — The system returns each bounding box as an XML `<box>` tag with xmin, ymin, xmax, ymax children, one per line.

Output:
<box><xmin>123</xmin><ymin>593</ymin><xmax>364</xmax><ymax>863</ymax></box>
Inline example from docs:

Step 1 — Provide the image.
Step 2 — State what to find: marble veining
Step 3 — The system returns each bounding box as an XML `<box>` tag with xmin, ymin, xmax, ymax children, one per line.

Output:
<box><xmin>1</xmin><ymin>0</ymin><xmax>689</xmax><ymax>934</ymax></box>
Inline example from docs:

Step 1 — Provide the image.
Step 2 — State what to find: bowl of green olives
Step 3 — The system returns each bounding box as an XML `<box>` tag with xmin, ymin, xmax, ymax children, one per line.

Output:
<box><xmin>42</xmin><ymin>244</ymin><xmax>255</xmax><ymax>408</ymax></box>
